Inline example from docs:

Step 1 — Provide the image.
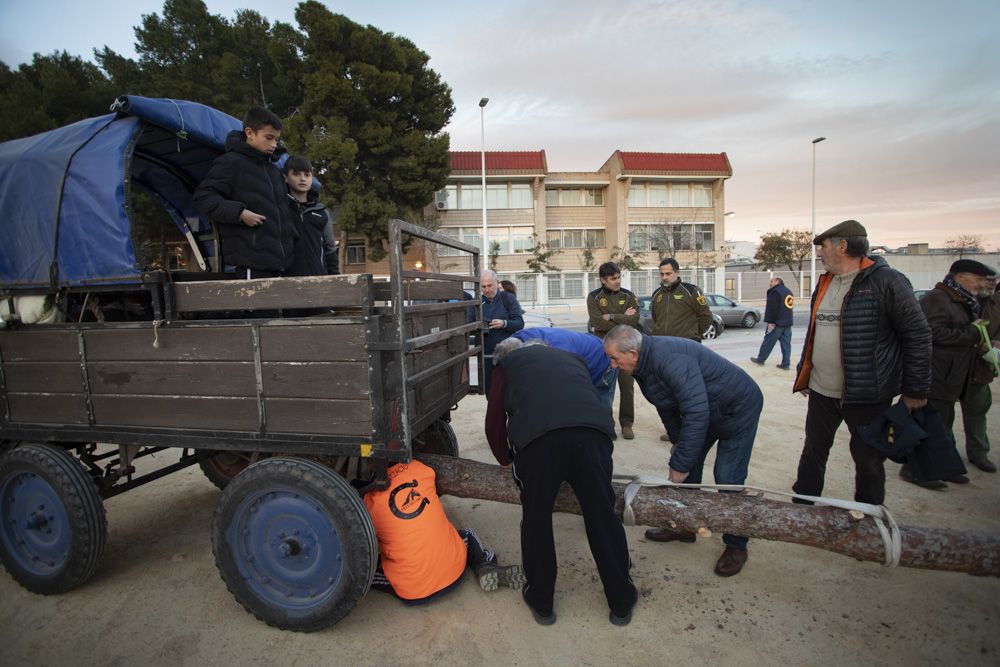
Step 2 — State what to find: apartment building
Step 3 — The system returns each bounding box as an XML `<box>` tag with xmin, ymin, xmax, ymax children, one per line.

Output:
<box><xmin>355</xmin><ymin>149</ymin><xmax>732</xmax><ymax>304</ymax></box>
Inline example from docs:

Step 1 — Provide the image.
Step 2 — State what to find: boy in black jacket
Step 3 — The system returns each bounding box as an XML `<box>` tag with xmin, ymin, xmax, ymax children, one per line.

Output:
<box><xmin>194</xmin><ymin>107</ymin><xmax>296</xmax><ymax>278</ymax></box>
<box><xmin>283</xmin><ymin>156</ymin><xmax>339</xmax><ymax>276</ymax></box>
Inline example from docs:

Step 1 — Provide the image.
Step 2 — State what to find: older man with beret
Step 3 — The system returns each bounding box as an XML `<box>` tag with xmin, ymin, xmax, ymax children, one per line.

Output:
<box><xmin>961</xmin><ymin>271</ymin><xmax>1000</xmax><ymax>473</ymax></box>
<box><xmin>920</xmin><ymin>260</ymin><xmax>998</xmax><ymax>477</ymax></box>
<box><xmin>791</xmin><ymin>220</ymin><xmax>932</xmax><ymax>502</ymax></box>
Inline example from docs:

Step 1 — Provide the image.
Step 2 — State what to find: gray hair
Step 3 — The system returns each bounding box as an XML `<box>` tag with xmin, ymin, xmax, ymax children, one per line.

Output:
<box><xmin>492</xmin><ymin>336</ymin><xmax>523</xmax><ymax>362</ymax></box>
<box><xmin>829</xmin><ymin>236</ymin><xmax>869</xmax><ymax>259</ymax></box>
<box><xmin>480</xmin><ymin>269</ymin><xmax>499</xmax><ymax>282</ymax></box>
<box><xmin>603</xmin><ymin>324</ymin><xmax>642</xmax><ymax>354</ymax></box>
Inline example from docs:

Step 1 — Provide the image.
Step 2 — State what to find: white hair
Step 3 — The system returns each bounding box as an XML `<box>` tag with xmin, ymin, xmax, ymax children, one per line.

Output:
<box><xmin>492</xmin><ymin>336</ymin><xmax>523</xmax><ymax>361</ymax></box>
<box><xmin>604</xmin><ymin>324</ymin><xmax>642</xmax><ymax>354</ymax></box>
<box><xmin>480</xmin><ymin>269</ymin><xmax>499</xmax><ymax>282</ymax></box>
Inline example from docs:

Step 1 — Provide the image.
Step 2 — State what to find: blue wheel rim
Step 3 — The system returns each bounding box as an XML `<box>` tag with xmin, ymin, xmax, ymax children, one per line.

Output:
<box><xmin>227</xmin><ymin>488</ymin><xmax>345</xmax><ymax>615</ymax></box>
<box><xmin>0</xmin><ymin>470</ymin><xmax>72</xmax><ymax>577</ymax></box>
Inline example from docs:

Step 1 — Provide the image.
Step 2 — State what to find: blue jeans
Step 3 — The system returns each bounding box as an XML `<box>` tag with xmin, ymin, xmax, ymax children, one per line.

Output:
<box><xmin>594</xmin><ymin>366</ymin><xmax>619</xmax><ymax>411</ymax></box>
<box><xmin>756</xmin><ymin>325</ymin><xmax>792</xmax><ymax>367</ymax></box>
<box><xmin>684</xmin><ymin>421</ymin><xmax>759</xmax><ymax>550</ymax></box>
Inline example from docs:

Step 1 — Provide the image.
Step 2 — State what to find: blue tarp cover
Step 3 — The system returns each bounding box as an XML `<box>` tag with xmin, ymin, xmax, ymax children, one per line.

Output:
<box><xmin>0</xmin><ymin>96</ymin><xmax>241</xmax><ymax>288</ymax></box>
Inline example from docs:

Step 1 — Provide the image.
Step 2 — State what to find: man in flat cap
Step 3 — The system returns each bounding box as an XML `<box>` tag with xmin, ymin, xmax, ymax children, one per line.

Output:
<box><xmin>792</xmin><ymin>220</ymin><xmax>932</xmax><ymax>504</ymax></box>
<box><xmin>922</xmin><ymin>260</ymin><xmax>999</xmax><ymax>475</ymax></box>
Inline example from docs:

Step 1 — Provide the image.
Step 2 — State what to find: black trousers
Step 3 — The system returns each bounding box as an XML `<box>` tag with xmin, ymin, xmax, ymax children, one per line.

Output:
<box><xmin>512</xmin><ymin>427</ymin><xmax>636</xmax><ymax>617</ymax></box>
<box><xmin>793</xmin><ymin>392</ymin><xmax>889</xmax><ymax>504</ymax></box>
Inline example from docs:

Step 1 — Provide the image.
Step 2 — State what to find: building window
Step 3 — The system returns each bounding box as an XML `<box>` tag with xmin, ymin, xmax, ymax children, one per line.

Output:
<box><xmin>510</xmin><ymin>184</ymin><xmax>532</xmax><ymax>209</ymax></box>
<box><xmin>460</xmin><ymin>185</ymin><xmax>482</xmax><ymax>210</ymax></box>
<box><xmin>692</xmin><ymin>183</ymin><xmax>712</xmax><ymax>207</ymax></box>
<box><xmin>510</xmin><ymin>227</ymin><xmax>534</xmax><ymax>253</ymax></box>
<box><xmin>649</xmin><ymin>184</ymin><xmax>668</xmax><ymax>207</ymax></box>
<box><xmin>437</xmin><ymin>182</ymin><xmax>533</xmax><ymax>210</ymax></box>
<box><xmin>547</xmin><ymin>228</ymin><xmax>606</xmax><ymax>249</ymax></box>
<box><xmin>545</xmin><ymin>187</ymin><xmax>605</xmax><ymax>207</ymax></box>
<box><xmin>486</xmin><ymin>184</ymin><xmax>508</xmax><ymax>209</ymax></box>
<box><xmin>671</xmin><ymin>183</ymin><xmax>689</xmax><ymax>207</ymax></box>
<box><xmin>627</xmin><ymin>223</ymin><xmax>714</xmax><ymax>252</ymax></box>
<box><xmin>438</xmin><ymin>226</ymin><xmax>534</xmax><ymax>255</ymax></box>
<box><xmin>627</xmin><ymin>184</ymin><xmax>645</xmax><ymax>207</ymax></box>
<box><xmin>347</xmin><ymin>242</ymin><xmax>366</xmax><ymax>265</ymax></box>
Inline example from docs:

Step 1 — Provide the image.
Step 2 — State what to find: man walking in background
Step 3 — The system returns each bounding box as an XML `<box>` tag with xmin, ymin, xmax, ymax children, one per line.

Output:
<box><xmin>751</xmin><ymin>277</ymin><xmax>795</xmax><ymax>370</ymax></box>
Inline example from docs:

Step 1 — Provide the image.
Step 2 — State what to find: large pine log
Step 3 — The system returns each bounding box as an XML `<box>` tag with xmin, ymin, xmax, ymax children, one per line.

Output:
<box><xmin>421</xmin><ymin>454</ymin><xmax>1000</xmax><ymax>577</ymax></box>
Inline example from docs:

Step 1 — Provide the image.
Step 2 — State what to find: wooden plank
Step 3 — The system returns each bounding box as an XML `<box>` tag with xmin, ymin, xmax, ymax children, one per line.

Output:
<box><xmin>87</xmin><ymin>361</ymin><xmax>256</xmax><ymax>397</ymax></box>
<box><xmin>373</xmin><ymin>280</ymin><xmax>465</xmax><ymax>302</ymax></box>
<box><xmin>7</xmin><ymin>393</ymin><xmax>89</xmax><ymax>424</ymax></box>
<box><xmin>172</xmin><ymin>275</ymin><xmax>371</xmax><ymax>312</ymax></box>
<box><xmin>0</xmin><ymin>330</ymin><xmax>79</xmax><ymax>361</ymax></box>
<box><xmin>4</xmin><ymin>362</ymin><xmax>84</xmax><ymax>394</ymax></box>
<box><xmin>84</xmin><ymin>326</ymin><xmax>254</xmax><ymax>361</ymax></box>
<box><xmin>265</xmin><ymin>398</ymin><xmax>373</xmax><ymax>436</ymax></box>
<box><xmin>259</xmin><ymin>323</ymin><xmax>368</xmax><ymax>362</ymax></box>
<box><xmin>91</xmin><ymin>395</ymin><xmax>258</xmax><ymax>430</ymax></box>
<box><xmin>262</xmin><ymin>362</ymin><xmax>370</xmax><ymax>399</ymax></box>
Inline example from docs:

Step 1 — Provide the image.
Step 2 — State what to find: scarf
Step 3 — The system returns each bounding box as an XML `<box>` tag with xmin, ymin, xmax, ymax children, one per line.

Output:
<box><xmin>943</xmin><ymin>275</ymin><xmax>981</xmax><ymax>318</ymax></box>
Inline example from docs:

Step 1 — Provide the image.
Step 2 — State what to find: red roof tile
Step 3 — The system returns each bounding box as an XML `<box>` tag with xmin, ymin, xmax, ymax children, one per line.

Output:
<box><xmin>450</xmin><ymin>151</ymin><xmax>547</xmax><ymax>172</ymax></box>
<box><xmin>618</xmin><ymin>151</ymin><xmax>731</xmax><ymax>175</ymax></box>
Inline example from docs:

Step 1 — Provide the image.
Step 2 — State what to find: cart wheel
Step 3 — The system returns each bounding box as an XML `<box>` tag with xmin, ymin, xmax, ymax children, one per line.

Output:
<box><xmin>0</xmin><ymin>444</ymin><xmax>107</xmax><ymax>594</ymax></box>
<box><xmin>200</xmin><ymin>451</ymin><xmax>267</xmax><ymax>490</ymax></box>
<box><xmin>212</xmin><ymin>457</ymin><xmax>377</xmax><ymax>632</ymax></box>
<box><xmin>412</xmin><ymin>419</ymin><xmax>460</xmax><ymax>457</ymax></box>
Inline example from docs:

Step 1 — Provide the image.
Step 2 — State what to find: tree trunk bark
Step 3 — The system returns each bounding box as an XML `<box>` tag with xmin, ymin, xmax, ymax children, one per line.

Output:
<box><xmin>421</xmin><ymin>454</ymin><xmax>1000</xmax><ymax>578</ymax></box>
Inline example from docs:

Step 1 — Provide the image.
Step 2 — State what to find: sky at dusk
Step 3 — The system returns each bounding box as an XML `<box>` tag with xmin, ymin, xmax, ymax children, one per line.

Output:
<box><xmin>2</xmin><ymin>0</ymin><xmax>998</xmax><ymax>250</ymax></box>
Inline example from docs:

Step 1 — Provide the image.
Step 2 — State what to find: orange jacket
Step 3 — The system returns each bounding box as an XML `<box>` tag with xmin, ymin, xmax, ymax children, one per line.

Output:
<box><xmin>363</xmin><ymin>460</ymin><xmax>466</xmax><ymax>600</ymax></box>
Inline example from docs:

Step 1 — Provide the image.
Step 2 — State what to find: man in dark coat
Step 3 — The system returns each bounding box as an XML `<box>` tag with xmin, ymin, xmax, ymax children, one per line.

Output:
<box><xmin>914</xmin><ymin>259</ymin><xmax>995</xmax><ymax>483</ymax></box>
<box><xmin>193</xmin><ymin>107</ymin><xmax>296</xmax><ymax>277</ymax></box>
<box><xmin>751</xmin><ymin>276</ymin><xmax>795</xmax><ymax>369</ymax></box>
<box><xmin>791</xmin><ymin>220</ymin><xmax>932</xmax><ymax>503</ymax></box>
<box><xmin>480</xmin><ymin>269</ymin><xmax>524</xmax><ymax>394</ymax></box>
<box><xmin>961</xmin><ymin>272</ymin><xmax>999</xmax><ymax>472</ymax></box>
<box><xmin>603</xmin><ymin>325</ymin><xmax>763</xmax><ymax>577</ymax></box>
<box><xmin>485</xmin><ymin>344</ymin><xmax>637</xmax><ymax>626</ymax></box>
<box><xmin>649</xmin><ymin>257</ymin><xmax>713</xmax><ymax>341</ymax></box>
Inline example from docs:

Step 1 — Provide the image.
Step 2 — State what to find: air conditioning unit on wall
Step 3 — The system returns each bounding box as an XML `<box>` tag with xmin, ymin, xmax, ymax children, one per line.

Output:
<box><xmin>434</xmin><ymin>190</ymin><xmax>449</xmax><ymax>210</ymax></box>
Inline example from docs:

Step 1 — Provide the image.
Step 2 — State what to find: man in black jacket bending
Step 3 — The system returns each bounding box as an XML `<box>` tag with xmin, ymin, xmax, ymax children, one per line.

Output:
<box><xmin>194</xmin><ymin>107</ymin><xmax>296</xmax><ymax>278</ymax></box>
<box><xmin>485</xmin><ymin>342</ymin><xmax>637</xmax><ymax>627</ymax></box>
<box><xmin>792</xmin><ymin>220</ymin><xmax>932</xmax><ymax>504</ymax></box>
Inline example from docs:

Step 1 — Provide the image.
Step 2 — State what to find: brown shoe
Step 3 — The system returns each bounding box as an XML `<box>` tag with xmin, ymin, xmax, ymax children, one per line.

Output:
<box><xmin>659</xmin><ymin>434</ymin><xmax>671</xmax><ymax>442</ymax></box>
<box><xmin>970</xmin><ymin>457</ymin><xmax>997</xmax><ymax>473</ymax></box>
<box><xmin>644</xmin><ymin>528</ymin><xmax>696</xmax><ymax>543</ymax></box>
<box><xmin>714</xmin><ymin>546</ymin><xmax>748</xmax><ymax>577</ymax></box>
<box><xmin>621</xmin><ymin>425</ymin><xmax>635</xmax><ymax>440</ymax></box>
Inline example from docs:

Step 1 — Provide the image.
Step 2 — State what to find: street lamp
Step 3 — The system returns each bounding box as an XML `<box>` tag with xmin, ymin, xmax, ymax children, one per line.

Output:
<box><xmin>810</xmin><ymin>137</ymin><xmax>826</xmax><ymax>293</ymax></box>
<box><xmin>479</xmin><ymin>97</ymin><xmax>490</xmax><ymax>256</ymax></box>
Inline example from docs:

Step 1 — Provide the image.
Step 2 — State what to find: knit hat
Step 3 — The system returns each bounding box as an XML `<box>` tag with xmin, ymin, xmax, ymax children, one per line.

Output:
<box><xmin>949</xmin><ymin>259</ymin><xmax>995</xmax><ymax>277</ymax></box>
<box><xmin>813</xmin><ymin>219</ymin><xmax>867</xmax><ymax>245</ymax></box>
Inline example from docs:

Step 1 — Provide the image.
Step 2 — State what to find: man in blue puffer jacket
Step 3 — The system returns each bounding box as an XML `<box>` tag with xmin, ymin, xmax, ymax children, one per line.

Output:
<box><xmin>603</xmin><ymin>325</ymin><xmax>763</xmax><ymax>577</ymax></box>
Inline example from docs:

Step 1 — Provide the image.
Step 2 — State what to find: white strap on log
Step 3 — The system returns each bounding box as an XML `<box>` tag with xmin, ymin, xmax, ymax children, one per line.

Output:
<box><xmin>616</xmin><ymin>474</ymin><xmax>902</xmax><ymax>568</ymax></box>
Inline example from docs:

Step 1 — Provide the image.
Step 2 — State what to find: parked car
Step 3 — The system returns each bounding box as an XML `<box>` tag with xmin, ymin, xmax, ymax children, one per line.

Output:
<box><xmin>914</xmin><ymin>289</ymin><xmax>931</xmax><ymax>300</ymax></box>
<box><xmin>523</xmin><ymin>310</ymin><xmax>554</xmax><ymax>328</ymax></box>
<box><xmin>636</xmin><ymin>296</ymin><xmax>724</xmax><ymax>339</ymax></box>
<box><xmin>705</xmin><ymin>293</ymin><xmax>762</xmax><ymax>329</ymax></box>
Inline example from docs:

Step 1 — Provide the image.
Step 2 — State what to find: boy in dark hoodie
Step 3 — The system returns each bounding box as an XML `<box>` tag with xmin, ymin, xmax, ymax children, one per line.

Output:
<box><xmin>283</xmin><ymin>156</ymin><xmax>339</xmax><ymax>276</ymax></box>
<box><xmin>194</xmin><ymin>107</ymin><xmax>296</xmax><ymax>278</ymax></box>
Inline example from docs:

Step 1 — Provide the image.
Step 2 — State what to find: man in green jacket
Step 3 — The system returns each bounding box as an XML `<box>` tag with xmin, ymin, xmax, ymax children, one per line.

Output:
<box><xmin>650</xmin><ymin>258</ymin><xmax>713</xmax><ymax>341</ymax></box>
<box><xmin>587</xmin><ymin>262</ymin><xmax>641</xmax><ymax>439</ymax></box>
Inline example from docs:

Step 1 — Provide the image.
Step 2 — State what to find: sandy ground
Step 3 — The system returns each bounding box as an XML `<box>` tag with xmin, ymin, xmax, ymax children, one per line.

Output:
<box><xmin>2</xmin><ymin>361</ymin><xmax>998</xmax><ymax>667</ymax></box>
